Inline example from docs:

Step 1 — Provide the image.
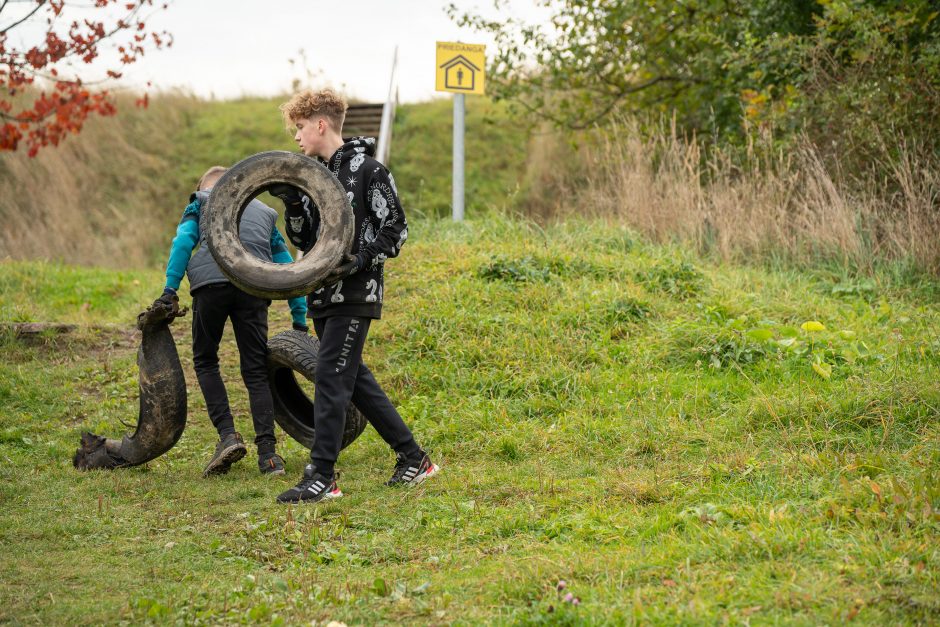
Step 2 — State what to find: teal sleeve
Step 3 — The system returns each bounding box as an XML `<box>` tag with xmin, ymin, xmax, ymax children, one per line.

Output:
<box><xmin>270</xmin><ymin>227</ymin><xmax>288</xmax><ymax>254</ymax></box>
<box><xmin>164</xmin><ymin>202</ymin><xmax>201</xmax><ymax>290</ymax></box>
<box><xmin>271</xmin><ymin>226</ymin><xmax>308</xmax><ymax>326</ymax></box>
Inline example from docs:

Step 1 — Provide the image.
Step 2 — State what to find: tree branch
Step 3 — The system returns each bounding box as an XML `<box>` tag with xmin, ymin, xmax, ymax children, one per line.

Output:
<box><xmin>0</xmin><ymin>107</ymin><xmax>56</xmax><ymax>123</ymax></box>
<box><xmin>0</xmin><ymin>0</ymin><xmax>46</xmax><ymax>35</ymax></box>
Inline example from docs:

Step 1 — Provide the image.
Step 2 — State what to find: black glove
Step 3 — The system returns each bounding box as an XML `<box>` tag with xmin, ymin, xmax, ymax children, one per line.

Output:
<box><xmin>292</xmin><ymin>322</ymin><xmax>309</xmax><ymax>333</ymax></box>
<box><xmin>156</xmin><ymin>287</ymin><xmax>178</xmax><ymax>308</ymax></box>
<box><xmin>323</xmin><ymin>253</ymin><xmax>361</xmax><ymax>285</ymax></box>
<box><xmin>268</xmin><ymin>183</ymin><xmax>303</xmax><ymax>207</ymax></box>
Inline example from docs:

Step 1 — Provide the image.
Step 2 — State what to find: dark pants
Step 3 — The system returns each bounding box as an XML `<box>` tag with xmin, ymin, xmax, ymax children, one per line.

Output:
<box><xmin>310</xmin><ymin>316</ymin><xmax>420</xmax><ymax>476</ymax></box>
<box><xmin>192</xmin><ymin>283</ymin><xmax>276</xmax><ymax>453</ymax></box>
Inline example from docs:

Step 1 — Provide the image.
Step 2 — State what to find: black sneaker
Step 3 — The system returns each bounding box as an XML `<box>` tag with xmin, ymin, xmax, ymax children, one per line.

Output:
<box><xmin>276</xmin><ymin>464</ymin><xmax>343</xmax><ymax>504</ymax></box>
<box><xmin>386</xmin><ymin>452</ymin><xmax>440</xmax><ymax>486</ymax></box>
<box><xmin>202</xmin><ymin>432</ymin><xmax>247</xmax><ymax>477</ymax></box>
<box><xmin>258</xmin><ymin>452</ymin><xmax>286</xmax><ymax>476</ymax></box>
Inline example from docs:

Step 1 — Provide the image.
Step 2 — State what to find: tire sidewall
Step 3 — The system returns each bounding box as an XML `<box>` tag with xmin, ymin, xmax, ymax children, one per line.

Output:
<box><xmin>205</xmin><ymin>151</ymin><xmax>354</xmax><ymax>300</ymax></box>
<box><xmin>267</xmin><ymin>330</ymin><xmax>367</xmax><ymax>450</ymax></box>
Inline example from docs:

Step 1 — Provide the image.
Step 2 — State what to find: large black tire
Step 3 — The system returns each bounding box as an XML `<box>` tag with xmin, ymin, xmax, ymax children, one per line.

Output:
<box><xmin>205</xmin><ymin>151</ymin><xmax>354</xmax><ymax>300</ymax></box>
<box><xmin>267</xmin><ymin>329</ymin><xmax>367</xmax><ymax>451</ymax></box>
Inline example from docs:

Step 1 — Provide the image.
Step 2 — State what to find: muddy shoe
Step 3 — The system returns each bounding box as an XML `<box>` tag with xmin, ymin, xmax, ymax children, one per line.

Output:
<box><xmin>258</xmin><ymin>452</ymin><xmax>286</xmax><ymax>476</ymax></box>
<box><xmin>202</xmin><ymin>432</ymin><xmax>247</xmax><ymax>477</ymax></box>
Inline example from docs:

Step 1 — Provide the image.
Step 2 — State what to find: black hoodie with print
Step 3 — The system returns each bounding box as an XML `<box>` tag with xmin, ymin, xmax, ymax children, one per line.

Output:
<box><xmin>283</xmin><ymin>137</ymin><xmax>408</xmax><ymax>320</ymax></box>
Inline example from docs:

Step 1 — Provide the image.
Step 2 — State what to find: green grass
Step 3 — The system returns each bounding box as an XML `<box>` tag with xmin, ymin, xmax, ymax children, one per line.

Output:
<box><xmin>1</xmin><ymin>216</ymin><xmax>938</xmax><ymax>624</ymax></box>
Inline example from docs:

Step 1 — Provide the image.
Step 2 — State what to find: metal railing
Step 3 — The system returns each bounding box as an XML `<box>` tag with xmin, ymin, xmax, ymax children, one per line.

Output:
<box><xmin>376</xmin><ymin>46</ymin><xmax>399</xmax><ymax>165</ymax></box>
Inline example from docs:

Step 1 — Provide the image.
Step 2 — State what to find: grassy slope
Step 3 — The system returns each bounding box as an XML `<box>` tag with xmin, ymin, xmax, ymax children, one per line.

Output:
<box><xmin>167</xmin><ymin>95</ymin><xmax>529</xmax><ymax>221</ymax></box>
<box><xmin>168</xmin><ymin>97</ymin><xmax>298</xmax><ymax>196</ymax></box>
<box><xmin>1</xmin><ymin>217</ymin><xmax>938</xmax><ymax>624</ymax></box>
<box><xmin>0</xmin><ymin>93</ymin><xmax>526</xmax><ymax>267</ymax></box>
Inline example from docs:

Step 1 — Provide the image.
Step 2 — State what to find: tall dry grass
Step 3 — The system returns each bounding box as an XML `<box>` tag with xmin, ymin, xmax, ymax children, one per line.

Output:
<box><xmin>524</xmin><ymin>119</ymin><xmax>940</xmax><ymax>273</ymax></box>
<box><xmin>0</xmin><ymin>93</ymin><xmax>198</xmax><ymax>267</ymax></box>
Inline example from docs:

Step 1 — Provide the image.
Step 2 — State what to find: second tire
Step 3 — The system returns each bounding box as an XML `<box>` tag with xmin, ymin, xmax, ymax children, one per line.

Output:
<box><xmin>267</xmin><ymin>329</ymin><xmax>367</xmax><ymax>451</ymax></box>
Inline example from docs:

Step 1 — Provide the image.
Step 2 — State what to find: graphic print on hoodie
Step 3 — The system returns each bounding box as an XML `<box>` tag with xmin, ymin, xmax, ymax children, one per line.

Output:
<box><xmin>286</xmin><ymin>137</ymin><xmax>408</xmax><ymax>320</ymax></box>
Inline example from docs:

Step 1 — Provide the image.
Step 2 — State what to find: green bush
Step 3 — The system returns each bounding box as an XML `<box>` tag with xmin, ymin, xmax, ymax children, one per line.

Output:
<box><xmin>455</xmin><ymin>0</ymin><xmax>940</xmax><ymax>179</ymax></box>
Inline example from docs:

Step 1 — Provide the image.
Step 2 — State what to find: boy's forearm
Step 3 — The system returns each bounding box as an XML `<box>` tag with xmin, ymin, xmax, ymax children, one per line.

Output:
<box><xmin>271</xmin><ymin>237</ymin><xmax>309</xmax><ymax>325</ymax></box>
<box><xmin>164</xmin><ymin>218</ymin><xmax>199</xmax><ymax>290</ymax></box>
<box><xmin>358</xmin><ymin>172</ymin><xmax>408</xmax><ymax>267</ymax></box>
<box><xmin>283</xmin><ymin>193</ymin><xmax>319</xmax><ymax>252</ymax></box>
<box><xmin>358</xmin><ymin>220</ymin><xmax>406</xmax><ymax>268</ymax></box>
<box><xmin>288</xmin><ymin>296</ymin><xmax>308</xmax><ymax>326</ymax></box>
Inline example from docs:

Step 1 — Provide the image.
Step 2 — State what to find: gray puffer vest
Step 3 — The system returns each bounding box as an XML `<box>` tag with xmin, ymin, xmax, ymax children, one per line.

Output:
<box><xmin>186</xmin><ymin>190</ymin><xmax>279</xmax><ymax>294</ymax></box>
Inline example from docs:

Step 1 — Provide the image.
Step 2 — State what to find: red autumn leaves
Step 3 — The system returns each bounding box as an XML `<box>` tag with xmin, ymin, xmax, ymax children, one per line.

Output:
<box><xmin>0</xmin><ymin>0</ymin><xmax>171</xmax><ymax>156</ymax></box>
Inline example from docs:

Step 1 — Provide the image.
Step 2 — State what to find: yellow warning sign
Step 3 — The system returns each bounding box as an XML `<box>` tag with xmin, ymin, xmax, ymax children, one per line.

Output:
<box><xmin>436</xmin><ymin>41</ymin><xmax>485</xmax><ymax>95</ymax></box>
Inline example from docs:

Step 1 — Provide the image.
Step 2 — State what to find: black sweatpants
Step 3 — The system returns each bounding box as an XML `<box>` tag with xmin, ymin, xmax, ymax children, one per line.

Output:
<box><xmin>310</xmin><ymin>316</ymin><xmax>420</xmax><ymax>476</ymax></box>
<box><xmin>192</xmin><ymin>283</ymin><xmax>276</xmax><ymax>452</ymax></box>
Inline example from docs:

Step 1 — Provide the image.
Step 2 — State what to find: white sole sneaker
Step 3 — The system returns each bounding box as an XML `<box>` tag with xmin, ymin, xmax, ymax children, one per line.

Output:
<box><xmin>411</xmin><ymin>463</ymin><xmax>440</xmax><ymax>485</ymax></box>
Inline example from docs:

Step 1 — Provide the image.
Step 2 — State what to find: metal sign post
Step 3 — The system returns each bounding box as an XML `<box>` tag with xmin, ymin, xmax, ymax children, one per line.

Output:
<box><xmin>453</xmin><ymin>93</ymin><xmax>465</xmax><ymax>222</ymax></box>
<box><xmin>435</xmin><ymin>41</ymin><xmax>485</xmax><ymax>222</ymax></box>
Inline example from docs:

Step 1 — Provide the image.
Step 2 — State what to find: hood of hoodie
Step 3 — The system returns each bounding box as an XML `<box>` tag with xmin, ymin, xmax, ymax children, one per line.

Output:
<box><xmin>326</xmin><ymin>136</ymin><xmax>377</xmax><ymax>175</ymax></box>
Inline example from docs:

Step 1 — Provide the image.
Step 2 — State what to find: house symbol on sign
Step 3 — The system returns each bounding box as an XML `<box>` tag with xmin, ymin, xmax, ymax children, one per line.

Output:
<box><xmin>440</xmin><ymin>55</ymin><xmax>481</xmax><ymax>91</ymax></box>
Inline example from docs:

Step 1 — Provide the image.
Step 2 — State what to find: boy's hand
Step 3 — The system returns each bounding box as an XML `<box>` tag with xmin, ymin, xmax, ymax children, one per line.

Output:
<box><xmin>155</xmin><ymin>287</ymin><xmax>178</xmax><ymax>309</ymax></box>
<box><xmin>292</xmin><ymin>322</ymin><xmax>309</xmax><ymax>333</ymax></box>
<box><xmin>268</xmin><ymin>183</ymin><xmax>303</xmax><ymax>206</ymax></box>
<box><xmin>323</xmin><ymin>254</ymin><xmax>360</xmax><ymax>285</ymax></box>
<box><xmin>269</xmin><ymin>184</ymin><xmax>319</xmax><ymax>216</ymax></box>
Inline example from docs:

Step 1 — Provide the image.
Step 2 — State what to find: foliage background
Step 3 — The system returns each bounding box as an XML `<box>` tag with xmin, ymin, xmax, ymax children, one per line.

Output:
<box><xmin>453</xmin><ymin>0</ymin><xmax>940</xmax><ymax>166</ymax></box>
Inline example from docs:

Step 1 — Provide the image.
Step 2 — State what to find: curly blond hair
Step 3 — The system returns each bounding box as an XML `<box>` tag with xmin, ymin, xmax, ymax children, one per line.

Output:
<box><xmin>280</xmin><ymin>89</ymin><xmax>347</xmax><ymax>132</ymax></box>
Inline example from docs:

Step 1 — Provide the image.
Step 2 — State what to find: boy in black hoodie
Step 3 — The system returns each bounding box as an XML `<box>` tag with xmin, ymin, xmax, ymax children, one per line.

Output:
<box><xmin>271</xmin><ymin>89</ymin><xmax>438</xmax><ymax>504</ymax></box>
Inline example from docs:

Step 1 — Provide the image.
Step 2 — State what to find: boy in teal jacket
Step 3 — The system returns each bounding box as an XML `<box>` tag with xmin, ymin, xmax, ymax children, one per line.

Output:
<box><xmin>160</xmin><ymin>166</ymin><xmax>307</xmax><ymax>477</ymax></box>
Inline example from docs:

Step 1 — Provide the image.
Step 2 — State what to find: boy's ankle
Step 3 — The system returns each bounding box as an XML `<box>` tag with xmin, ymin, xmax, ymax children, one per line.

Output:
<box><xmin>258</xmin><ymin>451</ymin><xmax>285</xmax><ymax>475</ymax></box>
<box><xmin>218</xmin><ymin>427</ymin><xmax>237</xmax><ymax>440</ymax></box>
<box><xmin>398</xmin><ymin>446</ymin><xmax>424</xmax><ymax>461</ymax></box>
